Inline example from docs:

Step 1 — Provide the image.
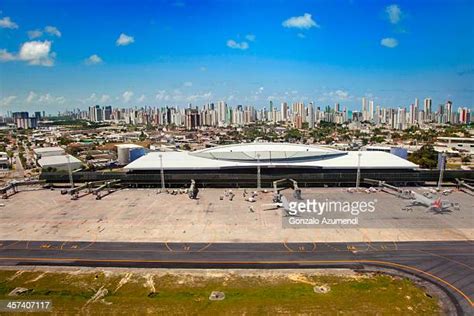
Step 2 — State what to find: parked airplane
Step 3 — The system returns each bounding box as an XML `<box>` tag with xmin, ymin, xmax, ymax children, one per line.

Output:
<box><xmin>408</xmin><ymin>191</ymin><xmax>452</xmax><ymax>211</ymax></box>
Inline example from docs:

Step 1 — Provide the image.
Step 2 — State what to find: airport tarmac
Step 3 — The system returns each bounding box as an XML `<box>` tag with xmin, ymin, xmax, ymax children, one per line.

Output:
<box><xmin>0</xmin><ymin>187</ymin><xmax>472</xmax><ymax>243</ymax></box>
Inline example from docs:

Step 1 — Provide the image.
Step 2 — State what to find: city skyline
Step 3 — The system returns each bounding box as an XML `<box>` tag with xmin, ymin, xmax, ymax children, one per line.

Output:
<box><xmin>1</xmin><ymin>0</ymin><xmax>474</xmax><ymax>112</ymax></box>
<box><xmin>10</xmin><ymin>96</ymin><xmax>469</xmax><ymax>131</ymax></box>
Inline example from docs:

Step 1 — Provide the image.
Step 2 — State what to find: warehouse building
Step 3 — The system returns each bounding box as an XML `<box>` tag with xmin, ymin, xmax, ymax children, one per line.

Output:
<box><xmin>38</xmin><ymin>154</ymin><xmax>82</xmax><ymax>171</ymax></box>
<box><xmin>33</xmin><ymin>146</ymin><xmax>65</xmax><ymax>160</ymax></box>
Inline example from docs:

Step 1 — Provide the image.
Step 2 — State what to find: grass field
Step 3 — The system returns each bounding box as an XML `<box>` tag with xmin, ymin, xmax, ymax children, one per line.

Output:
<box><xmin>0</xmin><ymin>269</ymin><xmax>440</xmax><ymax>315</ymax></box>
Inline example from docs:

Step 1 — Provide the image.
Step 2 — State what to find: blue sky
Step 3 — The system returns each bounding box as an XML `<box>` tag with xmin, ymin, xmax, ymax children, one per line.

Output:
<box><xmin>0</xmin><ymin>0</ymin><xmax>473</xmax><ymax>113</ymax></box>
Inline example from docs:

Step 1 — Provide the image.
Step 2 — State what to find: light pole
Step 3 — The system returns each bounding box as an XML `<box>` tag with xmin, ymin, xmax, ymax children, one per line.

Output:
<box><xmin>66</xmin><ymin>154</ymin><xmax>74</xmax><ymax>189</ymax></box>
<box><xmin>356</xmin><ymin>152</ymin><xmax>362</xmax><ymax>189</ymax></box>
<box><xmin>159</xmin><ymin>154</ymin><xmax>165</xmax><ymax>190</ymax></box>
<box><xmin>437</xmin><ymin>152</ymin><xmax>446</xmax><ymax>191</ymax></box>
<box><xmin>256</xmin><ymin>153</ymin><xmax>261</xmax><ymax>190</ymax></box>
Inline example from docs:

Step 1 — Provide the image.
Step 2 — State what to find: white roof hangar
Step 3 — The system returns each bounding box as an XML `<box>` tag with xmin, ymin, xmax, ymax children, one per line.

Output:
<box><xmin>38</xmin><ymin>154</ymin><xmax>82</xmax><ymax>171</ymax></box>
<box><xmin>124</xmin><ymin>143</ymin><xmax>418</xmax><ymax>171</ymax></box>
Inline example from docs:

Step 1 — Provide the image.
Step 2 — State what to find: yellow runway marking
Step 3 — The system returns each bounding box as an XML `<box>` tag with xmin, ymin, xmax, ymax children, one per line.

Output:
<box><xmin>80</xmin><ymin>241</ymin><xmax>95</xmax><ymax>250</ymax></box>
<box><xmin>1</xmin><ymin>241</ymin><xmax>22</xmax><ymax>249</ymax></box>
<box><xmin>282</xmin><ymin>241</ymin><xmax>293</xmax><ymax>252</ymax></box>
<box><xmin>0</xmin><ymin>257</ymin><xmax>471</xmax><ymax>306</ymax></box>
<box><xmin>164</xmin><ymin>242</ymin><xmax>173</xmax><ymax>252</ymax></box>
<box><xmin>415</xmin><ymin>249</ymin><xmax>474</xmax><ymax>271</ymax></box>
<box><xmin>197</xmin><ymin>243</ymin><xmax>212</xmax><ymax>252</ymax></box>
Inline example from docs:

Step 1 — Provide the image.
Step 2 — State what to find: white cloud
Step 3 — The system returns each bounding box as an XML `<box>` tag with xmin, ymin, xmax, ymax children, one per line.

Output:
<box><xmin>282</xmin><ymin>13</ymin><xmax>319</xmax><ymax>29</ymax></box>
<box><xmin>28</xmin><ymin>29</ymin><xmax>43</xmax><ymax>39</ymax></box>
<box><xmin>318</xmin><ymin>89</ymin><xmax>352</xmax><ymax>102</ymax></box>
<box><xmin>85</xmin><ymin>93</ymin><xmax>98</xmax><ymax>103</ymax></box>
<box><xmin>100</xmin><ymin>94</ymin><xmax>111</xmax><ymax>103</ymax></box>
<box><xmin>38</xmin><ymin>93</ymin><xmax>52</xmax><ymax>103</ymax></box>
<box><xmin>25</xmin><ymin>91</ymin><xmax>64</xmax><ymax>104</ymax></box>
<box><xmin>184</xmin><ymin>91</ymin><xmax>212</xmax><ymax>103</ymax></box>
<box><xmin>26</xmin><ymin>91</ymin><xmax>37</xmax><ymax>103</ymax></box>
<box><xmin>330</xmin><ymin>90</ymin><xmax>350</xmax><ymax>100</ymax></box>
<box><xmin>0</xmin><ymin>49</ymin><xmax>16</xmax><ymax>62</ymax></box>
<box><xmin>227</xmin><ymin>39</ymin><xmax>249</xmax><ymax>50</ymax></box>
<box><xmin>0</xmin><ymin>96</ymin><xmax>17</xmax><ymax>107</ymax></box>
<box><xmin>55</xmin><ymin>96</ymin><xmax>66</xmax><ymax>104</ymax></box>
<box><xmin>1</xmin><ymin>40</ymin><xmax>56</xmax><ymax>66</ymax></box>
<box><xmin>386</xmin><ymin>4</ymin><xmax>402</xmax><ymax>24</ymax></box>
<box><xmin>116</xmin><ymin>33</ymin><xmax>134</xmax><ymax>46</ymax></box>
<box><xmin>297</xmin><ymin>33</ymin><xmax>306</xmax><ymax>39</ymax></box>
<box><xmin>84</xmin><ymin>93</ymin><xmax>110</xmax><ymax>104</ymax></box>
<box><xmin>245</xmin><ymin>34</ymin><xmax>256</xmax><ymax>42</ymax></box>
<box><xmin>183</xmin><ymin>81</ymin><xmax>193</xmax><ymax>87</ymax></box>
<box><xmin>18</xmin><ymin>40</ymin><xmax>55</xmax><ymax>66</ymax></box>
<box><xmin>0</xmin><ymin>16</ymin><xmax>18</xmax><ymax>29</ymax></box>
<box><xmin>84</xmin><ymin>54</ymin><xmax>103</xmax><ymax>65</ymax></box>
<box><xmin>122</xmin><ymin>91</ymin><xmax>134</xmax><ymax>102</ymax></box>
<box><xmin>137</xmin><ymin>94</ymin><xmax>146</xmax><ymax>102</ymax></box>
<box><xmin>381</xmin><ymin>37</ymin><xmax>398</xmax><ymax>48</ymax></box>
<box><xmin>154</xmin><ymin>89</ymin><xmax>212</xmax><ymax>104</ymax></box>
<box><xmin>155</xmin><ymin>90</ymin><xmax>169</xmax><ymax>101</ymax></box>
<box><xmin>44</xmin><ymin>25</ymin><xmax>61</xmax><ymax>37</ymax></box>
<box><xmin>27</xmin><ymin>26</ymin><xmax>61</xmax><ymax>39</ymax></box>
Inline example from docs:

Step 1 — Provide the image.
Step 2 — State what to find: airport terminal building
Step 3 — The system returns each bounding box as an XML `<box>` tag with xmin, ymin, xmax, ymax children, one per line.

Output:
<box><xmin>41</xmin><ymin>143</ymin><xmax>474</xmax><ymax>187</ymax></box>
<box><xmin>124</xmin><ymin>143</ymin><xmax>418</xmax><ymax>172</ymax></box>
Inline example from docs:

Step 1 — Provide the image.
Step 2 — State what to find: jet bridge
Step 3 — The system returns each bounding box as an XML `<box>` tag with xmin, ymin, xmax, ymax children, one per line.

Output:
<box><xmin>363</xmin><ymin>178</ymin><xmax>412</xmax><ymax>198</ymax></box>
<box><xmin>0</xmin><ymin>180</ymin><xmax>47</xmax><ymax>199</ymax></box>
<box><xmin>61</xmin><ymin>179</ymin><xmax>121</xmax><ymax>200</ymax></box>
<box><xmin>272</xmin><ymin>178</ymin><xmax>302</xmax><ymax>203</ymax></box>
<box><xmin>92</xmin><ymin>179</ymin><xmax>121</xmax><ymax>200</ymax></box>
<box><xmin>455</xmin><ymin>178</ymin><xmax>474</xmax><ymax>195</ymax></box>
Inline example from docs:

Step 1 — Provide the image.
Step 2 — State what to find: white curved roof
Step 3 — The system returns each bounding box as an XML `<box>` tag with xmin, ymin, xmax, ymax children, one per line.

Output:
<box><xmin>124</xmin><ymin>143</ymin><xmax>418</xmax><ymax>171</ymax></box>
<box><xmin>191</xmin><ymin>143</ymin><xmax>345</xmax><ymax>161</ymax></box>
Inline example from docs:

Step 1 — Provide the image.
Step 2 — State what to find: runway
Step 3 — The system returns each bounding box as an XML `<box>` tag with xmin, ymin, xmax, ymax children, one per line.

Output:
<box><xmin>0</xmin><ymin>240</ymin><xmax>472</xmax><ymax>314</ymax></box>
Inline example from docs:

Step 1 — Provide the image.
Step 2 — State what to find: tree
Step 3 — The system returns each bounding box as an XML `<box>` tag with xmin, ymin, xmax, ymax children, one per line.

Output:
<box><xmin>408</xmin><ymin>144</ymin><xmax>438</xmax><ymax>169</ymax></box>
<box><xmin>182</xmin><ymin>144</ymin><xmax>191</xmax><ymax>151</ymax></box>
<box><xmin>285</xmin><ymin>128</ymin><xmax>302</xmax><ymax>141</ymax></box>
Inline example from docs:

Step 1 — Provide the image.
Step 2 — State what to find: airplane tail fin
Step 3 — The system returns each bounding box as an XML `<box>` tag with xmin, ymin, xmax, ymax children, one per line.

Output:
<box><xmin>432</xmin><ymin>198</ymin><xmax>442</xmax><ymax>209</ymax></box>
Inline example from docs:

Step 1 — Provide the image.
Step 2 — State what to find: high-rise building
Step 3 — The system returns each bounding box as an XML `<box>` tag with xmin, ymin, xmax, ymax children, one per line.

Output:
<box><xmin>217</xmin><ymin>101</ymin><xmax>227</xmax><ymax>126</ymax></box>
<box><xmin>104</xmin><ymin>106</ymin><xmax>112</xmax><ymax>121</ymax></box>
<box><xmin>423</xmin><ymin>98</ymin><xmax>432</xmax><ymax>122</ymax></box>
<box><xmin>281</xmin><ymin>102</ymin><xmax>288</xmax><ymax>121</ymax></box>
<box><xmin>184</xmin><ymin>108</ymin><xmax>200</xmax><ymax>130</ymax></box>
<box><xmin>307</xmin><ymin>102</ymin><xmax>314</xmax><ymax>128</ymax></box>
<box><xmin>361</xmin><ymin>97</ymin><xmax>367</xmax><ymax>121</ymax></box>
<box><xmin>369</xmin><ymin>100</ymin><xmax>374</xmax><ymax>121</ymax></box>
<box><xmin>445</xmin><ymin>101</ymin><xmax>453</xmax><ymax>123</ymax></box>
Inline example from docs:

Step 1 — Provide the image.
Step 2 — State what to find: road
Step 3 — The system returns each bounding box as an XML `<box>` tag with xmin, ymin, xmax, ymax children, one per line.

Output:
<box><xmin>14</xmin><ymin>153</ymin><xmax>24</xmax><ymax>178</ymax></box>
<box><xmin>0</xmin><ymin>240</ymin><xmax>472</xmax><ymax>314</ymax></box>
